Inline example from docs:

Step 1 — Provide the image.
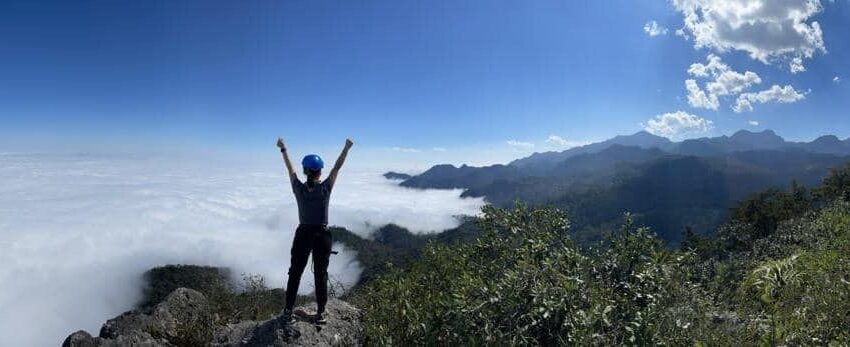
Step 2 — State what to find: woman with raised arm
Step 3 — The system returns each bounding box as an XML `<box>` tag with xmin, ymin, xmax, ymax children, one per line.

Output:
<box><xmin>276</xmin><ymin>137</ymin><xmax>353</xmax><ymax>325</ymax></box>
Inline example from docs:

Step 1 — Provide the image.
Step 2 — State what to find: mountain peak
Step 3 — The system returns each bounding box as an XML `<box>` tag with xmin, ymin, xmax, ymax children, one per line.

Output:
<box><xmin>728</xmin><ymin>129</ymin><xmax>785</xmax><ymax>149</ymax></box>
<box><xmin>812</xmin><ymin>135</ymin><xmax>841</xmax><ymax>143</ymax></box>
<box><xmin>618</xmin><ymin>130</ymin><xmax>669</xmax><ymax>140</ymax></box>
<box><xmin>609</xmin><ymin>131</ymin><xmax>672</xmax><ymax>148</ymax></box>
<box><xmin>730</xmin><ymin>129</ymin><xmax>778</xmax><ymax>138</ymax></box>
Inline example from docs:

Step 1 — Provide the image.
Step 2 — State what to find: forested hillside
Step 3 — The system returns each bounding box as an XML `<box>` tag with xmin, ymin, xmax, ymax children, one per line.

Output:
<box><xmin>355</xmin><ymin>162</ymin><xmax>850</xmax><ymax>345</ymax></box>
<box><xmin>396</xmin><ymin>130</ymin><xmax>850</xmax><ymax>244</ymax></box>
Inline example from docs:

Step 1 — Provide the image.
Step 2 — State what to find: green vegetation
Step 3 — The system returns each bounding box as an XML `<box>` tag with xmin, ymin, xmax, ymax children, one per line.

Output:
<box><xmin>353</xmin><ymin>163</ymin><xmax>850</xmax><ymax>345</ymax></box>
<box><xmin>139</xmin><ymin>265</ymin><xmax>308</xmax><ymax>324</ymax></box>
<box><xmin>330</xmin><ymin>219</ymin><xmax>481</xmax><ymax>289</ymax></box>
<box><xmin>133</xmin><ymin>163</ymin><xmax>850</xmax><ymax>345</ymax></box>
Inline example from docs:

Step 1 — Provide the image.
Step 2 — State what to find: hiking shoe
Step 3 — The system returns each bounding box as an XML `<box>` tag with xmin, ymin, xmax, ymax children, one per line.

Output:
<box><xmin>314</xmin><ymin>312</ymin><xmax>327</xmax><ymax>325</ymax></box>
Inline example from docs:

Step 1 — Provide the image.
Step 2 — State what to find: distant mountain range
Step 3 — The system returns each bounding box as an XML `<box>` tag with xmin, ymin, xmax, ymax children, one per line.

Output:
<box><xmin>390</xmin><ymin>130</ymin><xmax>850</xmax><ymax>243</ymax></box>
<box><xmin>510</xmin><ymin>129</ymin><xmax>850</xmax><ymax>173</ymax></box>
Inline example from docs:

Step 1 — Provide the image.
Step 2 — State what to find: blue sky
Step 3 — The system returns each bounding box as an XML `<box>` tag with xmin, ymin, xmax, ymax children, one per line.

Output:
<box><xmin>1</xmin><ymin>0</ymin><xmax>848</xmax><ymax>162</ymax></box>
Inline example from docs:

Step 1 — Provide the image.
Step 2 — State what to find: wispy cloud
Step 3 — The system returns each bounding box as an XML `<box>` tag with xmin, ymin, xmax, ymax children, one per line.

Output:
<box><xmin>545</xmin><ymin>135</ymin><xmax>585</xmax><ymax>149</ymax></box>
<box><xmin>391</xmin><ymin>146</ymin><xmax>422</xmax><ymax>153</ymax></box>
<box><xmin>506</xmin><ymin>140</ymin><xmax>535</xmax><ymax>150</ymax></box>
<box><xmin>749</xmin><ymin>120</ymin><xmax>760</xmax><ymax>126</ymax></box>
<box><xmin>835</xmin><ymin>76</ymin><xmax>841</xmax><ymax>83</ymax></box>
<box><xmin>643</xmin><ymin>20</ymin><xmax>668</xmax><ymax>36</ymax></box>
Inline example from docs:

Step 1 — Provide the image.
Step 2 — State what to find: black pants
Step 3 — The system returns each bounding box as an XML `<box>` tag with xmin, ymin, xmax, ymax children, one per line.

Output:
<box><xmin>284</xmin><ymin>224</ymin><xmax>333</xmax><ymax>313</ymax></box>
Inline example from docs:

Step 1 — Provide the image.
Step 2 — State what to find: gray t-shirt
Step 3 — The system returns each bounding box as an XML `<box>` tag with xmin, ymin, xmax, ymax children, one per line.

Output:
<box><xmin>291</xmin><ymin>178</ymin><xmax>333</xmax><ymax>225</ymax></box>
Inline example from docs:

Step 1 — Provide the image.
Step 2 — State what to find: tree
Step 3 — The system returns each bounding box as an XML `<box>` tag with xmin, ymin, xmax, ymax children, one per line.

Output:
<box><xmin>818</xmin><ymin>162</ymin><xmax>850</xmax><ymax>202</ymax></box>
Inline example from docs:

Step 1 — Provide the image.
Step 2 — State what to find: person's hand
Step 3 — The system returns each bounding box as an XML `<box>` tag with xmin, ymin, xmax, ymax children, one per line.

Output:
<box><xmin>345</xmin><ymin>138</ymin><xmax>354</xmax><ymax>149</ymax></box>
<box><xmin>276</xmin><ymin>137</ymin><xmax>286</xmax><ymax>150</ymax></box>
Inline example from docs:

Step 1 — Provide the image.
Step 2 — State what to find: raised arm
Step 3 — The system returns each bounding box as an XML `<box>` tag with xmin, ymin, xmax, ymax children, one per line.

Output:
<box><xmin>325</xmin><ymin>138</ymin><xmax>354</xmax><ymax>187</ymax></box>
<box><xmin>277</xmin><ymin>137</ymin><xmax>298</xmax><ymax>181</ymax></box>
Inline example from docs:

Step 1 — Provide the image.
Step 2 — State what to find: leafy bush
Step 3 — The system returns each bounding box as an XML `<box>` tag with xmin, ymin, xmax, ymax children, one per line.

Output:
<box><xmin>355</xmin><ymin>205</ymin><xmax>716</xmax><ymax>345</ymax></box>
<box><xmin>355</xmin><ymin>198</ymin><xmax>850</xmax><ymax>346</ymax></box>
<box><xmin>818</xmin><ymin>162</ymin><xmax>850</xmax><ymax>201</ymax></box>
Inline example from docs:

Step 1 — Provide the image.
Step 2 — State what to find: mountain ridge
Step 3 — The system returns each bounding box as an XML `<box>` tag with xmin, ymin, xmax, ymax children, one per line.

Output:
<box><xmin>391</xmin><ymin>129</ymin><xmax>850</xmax><ymax>243</ymax></box>
<box><xmin>399</xmin><ymin>129</ymin><xmax>850</xmax><ymax>181</ymax></box>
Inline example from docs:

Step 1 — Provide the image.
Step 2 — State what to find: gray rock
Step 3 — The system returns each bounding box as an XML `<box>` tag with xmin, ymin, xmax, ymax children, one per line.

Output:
<box><xmin>213</xmin><ymin>298</ymin><xmax>362</xmax><ymax>346</ymax></box>
<box><xmin>64</xmin><ymin>288</ymin><xmax>363</xmax><ymax>347</ymax></box>
<box><xmin>65</xmin><ymin>288</ymin><xmax>211</xmax><ymax>347</ymax></box>
<box><xmin>63</xmin><ymin>331</ymin><xmax>98</xmax><ymax>347</ymax></box>
<box><xmin>63</xmin><ymin>329</ymin><xmax>168</xmax><ymax>347</ymax></box>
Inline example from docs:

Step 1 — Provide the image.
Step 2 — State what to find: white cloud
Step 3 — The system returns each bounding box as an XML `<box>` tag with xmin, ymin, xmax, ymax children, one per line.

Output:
<box><xmin>546</xmin><ymin>135</ymin><xmax>570</xmax><ymax>146</ymax></box>
<box><xmin>733</xmin><ymin>85</ymin><xmax>808</xmax><ymax>112</ymax></box>
<box><xmin>834</xmin><ymin>76</ymin><xmax>841</xmax><ymax>83</ymax></box>
<box><xmin>544</xmin><ymin>135</ymin><xmax>586</xmax><ymax>149</ymax></box>
<box><xmin>644</xmin><ymin>20</ymin><xmax>669</xmax><ymax>36</ymax></box>
<box><xmin>506</xmin><ymin>140</ymin><xmax>535</xmax><ymax>150</ymax></box>
<box><xmin>431</xmin><ymin>147</ymin><xmax>447</xmax><ymax>152</ymax></box>
<box><xmin>0</xmin><ymin>152</ymin><xmax>484</xmax><ymax>346</ymax></box>
<box><xmin>686</xmin><ymin>53</ymin><xmax>726</xmax><ymax>77</ymax></box>
<box><xmin>685</xmin><ymin>54</ymin><xmax>762</xmax><ymax>110</ymax></box>
<box><xmin>391</xmin><ymin>146</ymin><xmax>421</xmax><ymax>153</ymax></box>
<box><xmin>790</xmin><ymin>56</ymin><xmax>807</xmax><ymax>74</ymax></box>
<box><xmin>672</xmin><ymin>0</ymin><xmax>826</xmax><ymax>71</ymax></box>
<box><xmin>707</xmin><ymin>69</ymin><xmax>762</xmax><ymax>96</ymax></box>
<box><xmin>685</xmin><ymin>79</ymin><xmax>720</xmax><ymax>110</ymax></box>
<box><xmin>643</xmin><ymin>111</ymin><xmax>714</xmax><ymax>139</ymax></box>
<box><xmin>675</xmin><ymin>28</ymin><xmax>690</xmax><ymax>40</ymax></box>
<box><xmin>749</xmin><ymin>120</ymin><xmax>760</xmax><ymax>126</ymax></box>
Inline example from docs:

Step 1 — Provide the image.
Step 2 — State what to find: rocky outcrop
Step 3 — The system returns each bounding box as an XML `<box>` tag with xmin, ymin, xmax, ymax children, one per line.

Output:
<box><xmin>63</xmin><ymin>288</ymin><xmax>362</xmax><ymax>347</ymax></box>
<box><xmin>213</xmin><ymin>299</ymin><xmax>362</xmax><ymax>346</ymax></box>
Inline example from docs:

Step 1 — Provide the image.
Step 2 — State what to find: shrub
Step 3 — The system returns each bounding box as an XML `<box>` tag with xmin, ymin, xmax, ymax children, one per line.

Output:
<box><xmin>355</xmin><ymin>205</ymin><xmax>714</xmax><ymax>345</ymax></box>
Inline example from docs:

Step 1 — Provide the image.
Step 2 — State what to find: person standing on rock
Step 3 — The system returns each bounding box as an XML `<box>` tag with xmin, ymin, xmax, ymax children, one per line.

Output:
<box><xmin>276</xmin><ymin>137</ymin><xmax>353</xmax><ymax>325</ymax></box>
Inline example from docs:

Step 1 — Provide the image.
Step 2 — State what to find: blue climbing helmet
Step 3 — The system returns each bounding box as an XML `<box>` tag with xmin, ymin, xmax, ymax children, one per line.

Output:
<box><xmin>301</xmin><ymin>154</ymin><xmax>324</xmax><ymax>170</ymax></box>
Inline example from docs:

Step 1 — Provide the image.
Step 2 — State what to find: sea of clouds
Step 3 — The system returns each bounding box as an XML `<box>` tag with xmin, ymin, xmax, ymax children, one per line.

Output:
<box><xmin>0</xmin><ymin>151</ymin><xmax>483</xmax><ymax>346</ymax></box>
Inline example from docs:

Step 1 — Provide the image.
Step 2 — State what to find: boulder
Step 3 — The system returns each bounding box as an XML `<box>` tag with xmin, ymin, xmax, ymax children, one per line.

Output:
<box><xmin>64</xmin><ymin>288</ymin><xmax>363</xmax><ymax>347</ymax></box>
<box><xmin>65</xmin><ymin>287</ymin><xmax>211</xmax><ymax>347</ymax></box>
<box><xmin>213</xmin><ymin>298</ymin><xmax>362</xmax><ymax>346</ymax></box>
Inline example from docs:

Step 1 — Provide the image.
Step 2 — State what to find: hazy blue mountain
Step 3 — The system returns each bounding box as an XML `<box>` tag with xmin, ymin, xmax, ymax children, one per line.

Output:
<box><xmin>402</xmin><ymin>130</ymin><xmax>850</xmax><ymax>192</ymax></box>
<box><xmin>728</xmin><ymin>129</ymin><xmax>787</xmax><ymax>149</ymax></box>
<box><xmin>800</xmin><ymin>135</ymin><xmax>850</xmax><ymax>155</ymax></box>
<box><xmin>550</xmin><ymin>145</ymin><xmax>668</xmax><ymax>177</ymax></box>
<box><xmin>394</xmin><ymin>129</ymin><xmax>850</xmax><ymax>243</ymax></box>
<box><xmin>383</xmin><ymin>171</ymin><xmax>413</xmax><ymax>180</ymax></box>
<box><xmin>676</xmin><ymin>130</ymin><xmax>788</xmax><ymax>156</ymax></box>
<box><xmin>400</xmin><ymin>164</ymin><xmax>523</xmax><ymax>190</ymax></box>
<box><xmin>559</xmin><ymin>151</ymin><xmax>849</xmax><ymax>243</ymax></box>
<box><xmin>456</xmin><ymin>146</ymin><xmax>670</xmax><ymax>204</ymax></box>
<box><xmin>509</xmin><ymin>131</ymin><xmax>673</xmax><ymax>175</ymax></box>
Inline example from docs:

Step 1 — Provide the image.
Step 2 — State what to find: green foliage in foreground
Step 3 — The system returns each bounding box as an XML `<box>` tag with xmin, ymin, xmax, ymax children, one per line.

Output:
<box><xmin>354</xmin><ymin>199</ymin><xmax>850</xmax><ymax>345</ymax></box>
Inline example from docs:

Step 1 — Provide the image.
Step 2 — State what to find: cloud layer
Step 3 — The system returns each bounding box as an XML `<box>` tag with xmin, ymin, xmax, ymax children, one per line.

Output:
<box><xmin>0</xmin><ymin>152</ymin><xmax>483</xmax><ymax>346</ymax></box>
